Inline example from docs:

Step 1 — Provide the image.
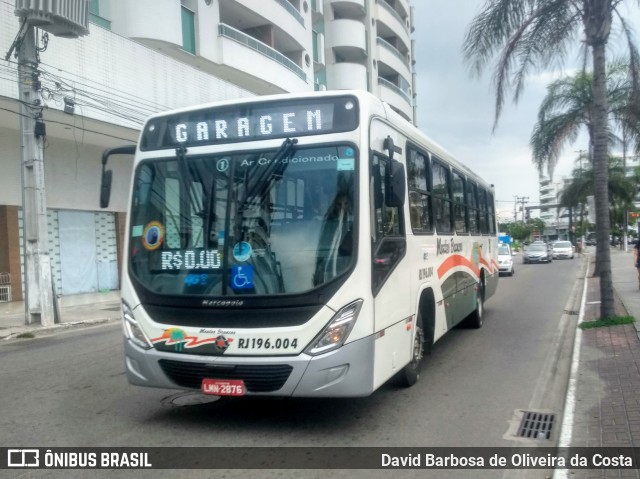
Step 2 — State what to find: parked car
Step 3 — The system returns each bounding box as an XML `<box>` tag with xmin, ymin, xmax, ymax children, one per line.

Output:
<box><xmin>552</xmin><ymin>240</ymin><xmax>574</xmax><ymax>259</ymax></box>
<box><xmin>523</xmin><ymin>243</ymin><xmax>552</xmax><ymax>264</ymax></box>
<box><xmin>498</xmin><ymin>243</ymin><xmax>514</xmax><ymax>276</ymax></box>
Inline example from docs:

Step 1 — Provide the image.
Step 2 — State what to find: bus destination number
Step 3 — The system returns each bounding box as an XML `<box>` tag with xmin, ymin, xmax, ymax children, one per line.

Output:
<box><xmin>237</xmin><ymin>337</ymin><xmax>298</xmax><ymax>350</ymax></box>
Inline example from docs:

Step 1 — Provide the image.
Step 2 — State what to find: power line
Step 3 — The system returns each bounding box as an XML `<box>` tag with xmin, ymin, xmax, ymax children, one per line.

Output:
<box><xmin>36</xmin><ymin>60</ymin><xmax>173</xmax><ymax>112</ymax></box>
<box><xmin>0</xmin><ymin>105</ymin><xmax>136</xmax><ymax>143</ymax></box>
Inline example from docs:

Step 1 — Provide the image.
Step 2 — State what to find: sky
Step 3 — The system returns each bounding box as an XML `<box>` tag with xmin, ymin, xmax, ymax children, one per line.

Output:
<box><xmin>411</xmin><ymin>0</ymin><xmax>639</xmax><ymax>221</ymax></box>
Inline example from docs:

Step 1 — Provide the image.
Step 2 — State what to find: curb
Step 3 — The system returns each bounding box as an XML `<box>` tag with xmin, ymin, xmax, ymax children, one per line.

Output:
<box><xmin>1</xmin><ymin>316</ymin><xmax>120</xmax><ymax>341</ymax></box>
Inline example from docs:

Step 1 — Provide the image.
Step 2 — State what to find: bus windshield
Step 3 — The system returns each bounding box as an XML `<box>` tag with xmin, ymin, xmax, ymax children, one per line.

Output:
<box><xmin>129</xmin><ymin>143</ymin><xmax>357</xmax><ymax>297</ymax></box>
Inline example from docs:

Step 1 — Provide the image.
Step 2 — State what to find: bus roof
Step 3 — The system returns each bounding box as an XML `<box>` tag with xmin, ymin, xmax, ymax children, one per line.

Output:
<box><xmin>140</xmin><ymin>89</ymin><xmax>493</xmax><ymax>191</ymax></box>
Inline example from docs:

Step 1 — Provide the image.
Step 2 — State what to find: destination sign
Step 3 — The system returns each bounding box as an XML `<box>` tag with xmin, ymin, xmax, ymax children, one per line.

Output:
<box><xmin>140</xmin><ymin>96</ymin><xmax>359</xmax><ymax>150</ymax></box>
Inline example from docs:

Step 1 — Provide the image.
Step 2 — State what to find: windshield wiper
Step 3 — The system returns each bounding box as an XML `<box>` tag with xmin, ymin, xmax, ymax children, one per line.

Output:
<box><xmin>174</xmin><ymin>145</ymin><xmax>204</xmax><ymax>247</ymax></box>
<box><xmin>225</xmin><ymin>138</ymin><xmax>296</xmax><ymax>294</ymax></box>
<box><xmin>239</xmin><ymin>137</ymin><xmax>298</xmax><ymax>216</ymax></box>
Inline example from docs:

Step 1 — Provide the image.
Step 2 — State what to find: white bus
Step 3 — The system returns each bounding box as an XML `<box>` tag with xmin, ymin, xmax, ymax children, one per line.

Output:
<box><xmin>100</xmin><ymin>91</ymin><xmax>498</xmax><ymax>398</ymax></box>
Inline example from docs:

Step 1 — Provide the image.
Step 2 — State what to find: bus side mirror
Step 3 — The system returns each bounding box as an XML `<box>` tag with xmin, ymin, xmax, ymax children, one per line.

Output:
<box><xmin>100</xmin><ymin>169</ymin><xmax>113</xmax><ymax>208</ymax></box>
<box><xmin>385</xmin><ymin>159</ymin><xmax>405</xmax><ymax>207</ymax></box>
<box><xmin>372</xmin><ymin>163</ymin><xmax>383</xmax><ymax>209</ymax></box>
<box><xmin>100</xmin><ymin>144</ymin><xmax>136</xmax><ymax>208</ymax></box>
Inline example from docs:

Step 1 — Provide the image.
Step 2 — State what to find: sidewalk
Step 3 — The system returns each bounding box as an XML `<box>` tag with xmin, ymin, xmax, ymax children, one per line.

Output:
<box><xmin>0</xmin><ymin>290</ymin><xmax>121</xmax><ymax>340</ymax></box>
<box><xmin>565</xmin><ymin>246</ymin><xmax>640</xmax><ymax>478</ymax></box>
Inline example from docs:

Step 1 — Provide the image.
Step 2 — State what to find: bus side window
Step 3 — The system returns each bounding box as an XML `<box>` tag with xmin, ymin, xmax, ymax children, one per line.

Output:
<box><xmin>467</xmin><ymin>181</ymin><xmax>480</xmax><ymax>234</ymax></box>
<box><xmin>452</xmin><ymin>171</ymin><xmax>467</xmax><ymax>234</ymax></box>
<box><xmin>478</xmin><ymin>189</ymin><xmax>488</xmax><ymax>234</ymax></box>
<box><xmin>431</xmin><ymin>159</ymin><xmax>453</xmax><ymax>234</ymax></box>
<box><xmin>407</xmin><ymin>148</ymin><xmax>432</xmax><ymax>233</ymax></box>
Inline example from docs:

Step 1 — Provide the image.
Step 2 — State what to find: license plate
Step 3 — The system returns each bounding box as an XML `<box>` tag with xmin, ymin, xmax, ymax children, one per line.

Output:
<box><xmin>201</xmin><ymin>378</ymin><xmax>245</xmax><ymax>396</ymax></box>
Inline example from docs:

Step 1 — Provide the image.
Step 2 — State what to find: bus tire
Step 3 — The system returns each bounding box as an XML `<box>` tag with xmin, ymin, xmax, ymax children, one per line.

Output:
<box><xmin>465</xmin><ymin>282</ymin><xmax>484</xmax><ymax>329</ymax></box>
<box><xmin>396</xmin><ymin>315</ymin><xmax>424</xmax><ymax>387</ymax></box>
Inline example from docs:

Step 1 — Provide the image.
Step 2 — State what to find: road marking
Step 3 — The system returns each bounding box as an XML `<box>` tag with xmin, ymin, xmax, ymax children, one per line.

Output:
<box><xmin>553</xmin><ymin>258</ymin><xmax>588</xmax><ymax>479</ymax></box>
<box><xmin>586</xmin><ymin>301</ymin><xmax>600</xmax><ymax>305</ymax></box>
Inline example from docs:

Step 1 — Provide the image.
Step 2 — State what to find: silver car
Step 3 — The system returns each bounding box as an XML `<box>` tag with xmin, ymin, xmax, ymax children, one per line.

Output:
<box><xmin>523</xmin><ymin>243</ymin><xmax>552</xmax><ymax>264</ymax></box>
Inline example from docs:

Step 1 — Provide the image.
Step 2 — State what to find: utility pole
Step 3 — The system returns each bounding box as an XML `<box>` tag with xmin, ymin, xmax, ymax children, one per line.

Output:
<box><xmin>575</xmin><ymin>150</ymin><xmax>587</xmax><ymax>249</ymax></box>
<box><xmin>11</xmin><ymin>1</ymin><xmax>89</xmax><ymax>325</ymax></box>
<box><xmin>622</xmin><ymin>128</ymin><xmax>629</xmax><ymax>252</ymax></box>
<box><xmin>17</xmin><ymin>25</ymin><xmax>54</xmax><ymax>326</ymax></box>
<box><xmin>515</xmin><ymin>196</ymin><xmax>529</xmax><ymax>222</ymax></box>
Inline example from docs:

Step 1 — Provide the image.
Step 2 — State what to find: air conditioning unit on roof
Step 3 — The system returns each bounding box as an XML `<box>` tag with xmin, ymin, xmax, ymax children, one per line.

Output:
<box><xmin>15</xmin><ymin>0</ymin><xmax>89</xmax><ymax>38</ymax></box>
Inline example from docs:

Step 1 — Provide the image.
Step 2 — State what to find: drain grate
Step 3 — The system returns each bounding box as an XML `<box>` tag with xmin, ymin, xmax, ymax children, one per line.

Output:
<box><xmin>517</xmin><ymin>411</ymin><xmax>555</xmax><ymax>440</ymax></box>
<box><xmin>564</xmin><ymin>310</ymin><xmax>579</xmax><ymax>315</ymax></box>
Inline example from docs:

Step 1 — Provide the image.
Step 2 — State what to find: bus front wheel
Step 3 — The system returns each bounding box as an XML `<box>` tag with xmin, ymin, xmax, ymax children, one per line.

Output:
<box><xmin>396</xmin><ymin>315</ymin><xmax>424</xmax><ymax>387</ymax></box>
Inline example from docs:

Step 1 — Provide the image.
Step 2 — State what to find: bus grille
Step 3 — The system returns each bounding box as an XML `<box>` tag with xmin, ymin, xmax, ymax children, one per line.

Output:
<box><xmin>158</xmin><ymin>360</ymin><xmax>293</xmax><ymax>393</ymax></box>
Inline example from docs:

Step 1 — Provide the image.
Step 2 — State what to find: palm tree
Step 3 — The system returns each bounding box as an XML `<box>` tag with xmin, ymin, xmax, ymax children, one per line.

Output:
<box><xmin>530</xmin><ymin>63</ymin><xmax>633</xmax><ymax>178</ymax></box>
<box><xmin>463</xmin><ymin>0</ymin><xmax>640</xmax><ymax>318</ymax></box>
<box><xmin>560</xmin><ymin>155</ymin><xmax>637</xmax><ymax>228</ymax></box>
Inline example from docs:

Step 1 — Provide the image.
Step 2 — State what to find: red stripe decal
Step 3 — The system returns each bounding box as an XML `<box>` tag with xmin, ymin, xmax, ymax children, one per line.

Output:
<box><xmin>437</xmin><ymin>254</ymin><xmax>480</xmax><ymax>279</ymax></box>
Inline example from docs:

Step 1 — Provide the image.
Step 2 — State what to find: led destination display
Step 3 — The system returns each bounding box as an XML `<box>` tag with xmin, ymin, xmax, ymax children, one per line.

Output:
<box><xmin>140</xmin><ymin>95</ymin><xmax>359</xmax><ymax>150</ymax></box>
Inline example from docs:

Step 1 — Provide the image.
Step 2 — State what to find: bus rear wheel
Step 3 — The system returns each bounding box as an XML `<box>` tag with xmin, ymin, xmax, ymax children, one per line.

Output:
<box><xmin>396</xmin><ymin>315</ymin><xmax>424</xmax><ymax>387</ymax></box>
<box><xmin>465</xmin><ymin>283</ymin><xmax>484</xmax><ymax>329</ymax></box>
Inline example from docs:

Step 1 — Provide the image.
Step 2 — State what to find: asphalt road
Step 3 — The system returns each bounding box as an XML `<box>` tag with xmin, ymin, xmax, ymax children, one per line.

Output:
<box><xmin>0</xmin><ymin>255</ymin><xmax>584</xmax><ymax>479</ymax></box>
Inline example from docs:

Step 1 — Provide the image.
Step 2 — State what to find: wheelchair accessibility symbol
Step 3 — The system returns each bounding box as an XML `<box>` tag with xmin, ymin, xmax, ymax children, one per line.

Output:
<box><xmin>231</xmin><ymin>265</ymin><xmax>254</xmax><ymax>290</ymax></box>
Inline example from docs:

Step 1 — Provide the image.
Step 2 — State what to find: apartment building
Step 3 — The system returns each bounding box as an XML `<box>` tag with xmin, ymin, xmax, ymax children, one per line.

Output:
<box><xmin>538</xmin><ymin>175</ymin><xmax>571</xmax><ymax>240</ymax></box>
<box><xmin>98</xmin><ymin>0</ymin><xmax>416</xmax><ymax>121</ymax></box>
<box><xmin>0</xmin><ymin>0</ymin><xmax>416</xmax><ymax>302</ymax></box>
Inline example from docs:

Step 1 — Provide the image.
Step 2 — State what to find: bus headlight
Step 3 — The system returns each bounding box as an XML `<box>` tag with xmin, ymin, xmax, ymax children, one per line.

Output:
<box><xmin>305</xmin><ymin>300</ymin><xmax>363</xmax><ymax>356</ymax></box>
<box><xmin>122</xmin><ymin>302</ymin><xmax>152</xmax><ymax>350</ymax></box>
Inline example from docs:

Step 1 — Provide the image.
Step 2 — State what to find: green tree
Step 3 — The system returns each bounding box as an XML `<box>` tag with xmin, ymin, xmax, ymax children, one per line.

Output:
<box><xmin>560</xmin><ymin>155</ymin><xmax>637</xmax><ymax>230</ymax></box>
<box><xmin>528</xmin><ymin>217</ymin><xmax>547</xmax><ymax>235</ymax></box>
<box><xmin>530</xmin><ymin>63</ymin><xmax>633</xmax><ymax>177</ymax></box>
<box><xmin>463</xmin><ymin>0</ymin><xmax>640</xmax><ymax>318</ymax></box>
<box><xmin>505</xmin><ymin>222</ymin><xmax>534</xmax><ymax>242</ymax></box>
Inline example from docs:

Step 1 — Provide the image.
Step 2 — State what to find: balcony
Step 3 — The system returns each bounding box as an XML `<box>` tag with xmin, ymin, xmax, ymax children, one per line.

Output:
<box><xmin>219</xmin><ymin>0</ymin><xmax>307</xmax><ymax>57</ymax></box>
<box><xmin>378</xmin><ymin>77</ymin><xmax>412</xmax><ymax>121</ymax></box>
<box><xmin>376</xmin><ymin>37</ymin><xmax>411</xmax><ymax>82</ymax></box>
<box><xmin>275</xmin><ymin>0</ymin><xmax>304</xmax><ymax>26</ymax></box>
<box><xmin>218</xmin><ymin>24</ymin><xmax>307</xmax><ymax>82</ymax></box>
<box><xmin>325</xmin><ymin>19</ymin><xmax>367</xmax><ymax>61</ymax></box>
<box><xmin>327</xmin><ymin>0</ymin><xmax>366</xmax><ymax>18</ymax></box>
<box><xmin>376</xmin><ymin>0</ymin><xmax>410</xmax><ymax>36</ymax></box>
<box><xmin>326</xmin><ymin>62</ymin><xmax>368</xmax><ymax>90</ymax></box>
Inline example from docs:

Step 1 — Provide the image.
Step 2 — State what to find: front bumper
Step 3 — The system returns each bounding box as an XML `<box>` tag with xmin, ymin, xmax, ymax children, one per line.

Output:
<box><xmin>525</xmin><ymin>256</ymin><xmax>549</xmax><ymax>263</ymax></box>
<box><xmin>124</xmin><ymin>334</ymin><xmax>376</xmax><ymax>397</ymax></box>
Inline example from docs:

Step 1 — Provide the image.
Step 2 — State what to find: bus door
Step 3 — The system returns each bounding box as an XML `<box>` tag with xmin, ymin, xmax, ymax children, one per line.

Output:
<box><xmin>370</xmin><ymin>144</ymin><xmax>412</xmax><ymax>388</ymax></box>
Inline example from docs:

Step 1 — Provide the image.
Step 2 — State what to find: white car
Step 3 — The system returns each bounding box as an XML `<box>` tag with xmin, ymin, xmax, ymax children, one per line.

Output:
<box><xmin>498</xmin><ymin>243</ymin><xmax>514</xmax><ymax>276</ymax></box>
<box><xmin>552</xmin><ymin>240</ymin><xmax>574</xmax><ymax>259</ymax></box>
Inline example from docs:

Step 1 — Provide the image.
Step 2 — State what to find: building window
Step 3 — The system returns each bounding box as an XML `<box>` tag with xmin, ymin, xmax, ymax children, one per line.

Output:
<box><xmin>181</xmin><ymin>6</ymin><xmax>196</xmax><ymax>54</ymax></box>
<box><xmin>89</xmin><ymin>0</ymin><xmax>111</xmax><ymax>30</ymax></box>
